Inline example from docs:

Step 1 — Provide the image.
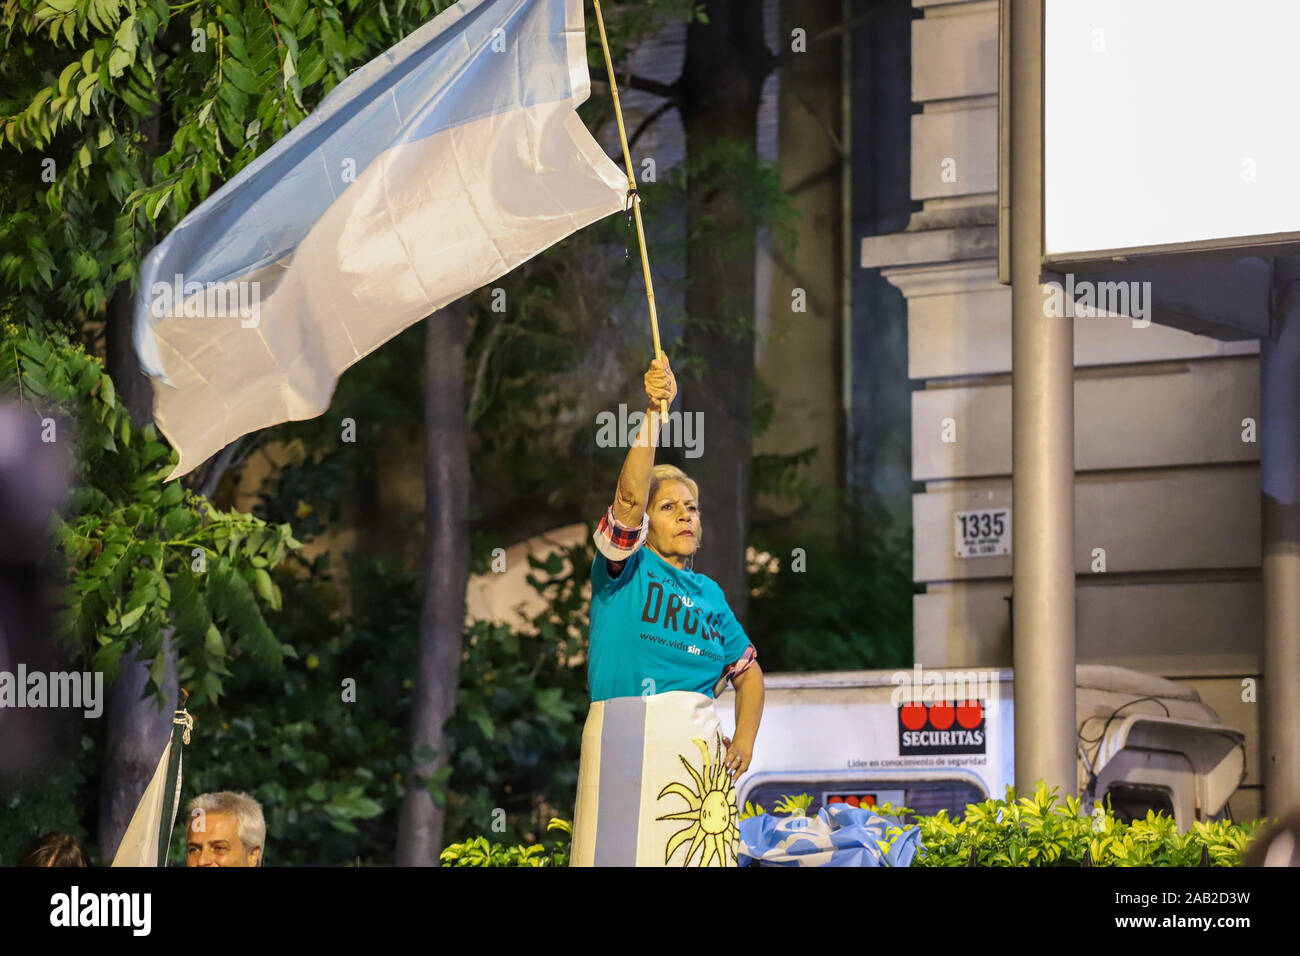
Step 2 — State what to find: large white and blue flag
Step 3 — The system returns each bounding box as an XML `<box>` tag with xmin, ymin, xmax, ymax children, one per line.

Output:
<box><xmin>134</xmin><ymin>0</ymin><xmax>626</xmax><ymax>477</ymax></box>
<box><xmin>739</xmin><ymin>803</ymin><xmax>923</xmax><ymax>867</ymax></box>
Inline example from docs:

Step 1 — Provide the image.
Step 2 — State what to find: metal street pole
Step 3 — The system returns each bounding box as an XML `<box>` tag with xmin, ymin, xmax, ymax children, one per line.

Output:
<box><xmin>1261</xmin><ymin>255</ymin><xmax>1300</xmax><ymax>814</ymax></box>
<box><xmin>1006</xmin><ymin>0</ymin><xmax>1077</xmax><ymax>798</ymax></box>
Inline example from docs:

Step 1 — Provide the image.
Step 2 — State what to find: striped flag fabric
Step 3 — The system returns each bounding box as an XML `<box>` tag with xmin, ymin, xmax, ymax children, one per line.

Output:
<box><xmin>571</xmin><ymin>690</ymin><xmax>740</xmax><ymax>867</ymax></box>
<box><xmin>134</xmin><ymin>0</ymin><xmax>626</xmax><ymax>478</ymax></box>
<box><xmin>109</xmin><ymin>737</ymin><xmax>182</xmax><ymax>867</ymax></box>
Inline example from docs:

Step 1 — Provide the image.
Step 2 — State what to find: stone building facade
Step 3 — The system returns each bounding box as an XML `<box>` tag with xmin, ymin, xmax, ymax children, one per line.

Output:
<box><xmin>861</xmin><ymin>0</ymin><xmax>1263</xmax><ymax>820</ymax></box>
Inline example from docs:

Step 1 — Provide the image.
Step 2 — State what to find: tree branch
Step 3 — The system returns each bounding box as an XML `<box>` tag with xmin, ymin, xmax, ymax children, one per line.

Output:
<box><xmin>790</xmin><ymin>87</ymin><xmax>846</xmax><ymax>159</ymax></box>
<box><xmin>225</xmin><ymin>431</ymin><xmax>265</xmax><ymax>475</ymax></box>
<box><xmin>590</xmin><ymin>71</ymin><xmax>680</xmax><ymax>101</ymax></box>
<box><xmin>766</xmin><ymin>0</ymin><xmax>896</xmax><ymax>74</ymax></box>
<box><xmin>467</xmin><ymin>312</ymin><xmax>508</xmax><ymax>426</ymax></box>
<box><xmin>196</xmin><ymin>436</ymin><xmax>245</xmax><ymax>501</ymax></box>
<box><xmin>627</xmin><ymin>99</ymin><xmax>678</xmax><ymax>152</ymax></box>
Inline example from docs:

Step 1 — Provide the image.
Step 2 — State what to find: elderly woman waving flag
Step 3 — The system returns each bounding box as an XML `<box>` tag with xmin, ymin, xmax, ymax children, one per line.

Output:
<box><xmin>570</xmin><ymin>354</ymin><xmax>765</xmax><ymax>867</ymax></box>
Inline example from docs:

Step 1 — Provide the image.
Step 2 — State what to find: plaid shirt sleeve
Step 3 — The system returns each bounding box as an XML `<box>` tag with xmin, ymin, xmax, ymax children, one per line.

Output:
<box><xmin>593</xmin><ymin>503</ymin><xmax>649</xmax><ymax>576</ymax></box>
<box><xmin>712</xmin><ymin>644</ymin><xmax>758</xmax><ymax>697</ymax></box>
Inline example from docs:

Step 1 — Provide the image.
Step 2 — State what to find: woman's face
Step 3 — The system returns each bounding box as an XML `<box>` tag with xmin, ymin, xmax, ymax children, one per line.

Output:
<box><xmin>646</xmin><ymin>480</ymin><xmax>701</xmax><ymax>562</ymax></box>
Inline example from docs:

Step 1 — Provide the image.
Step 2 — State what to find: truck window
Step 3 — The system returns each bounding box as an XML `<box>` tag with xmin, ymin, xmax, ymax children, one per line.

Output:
<box><xmin>744</xmin><ymin>779</ymin><xmax>987</xmax><ymax>824</ymax></box>
<box><xmin>1102</xmin><ymin>782</ymin><xmax>1175</xmax><ymax>823</ymax></box>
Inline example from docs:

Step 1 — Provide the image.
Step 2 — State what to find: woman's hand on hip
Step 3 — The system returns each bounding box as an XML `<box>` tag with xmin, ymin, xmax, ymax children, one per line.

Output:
<box><xmin>721</xmin><ymin>735</ymin><xmax>752</xmax><ymax>781</ymax></box>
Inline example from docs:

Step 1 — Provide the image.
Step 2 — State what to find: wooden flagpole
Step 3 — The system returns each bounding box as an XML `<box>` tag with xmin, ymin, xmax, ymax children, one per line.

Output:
<box><xmin>154</xmin><ymin>688</ymin><xmax>190</xmax><ymax>867</ymax></box>
<box><xmin>591</xmin><ymin>0</ymin><xmax>669</xmax><ymax>421</ymax></box>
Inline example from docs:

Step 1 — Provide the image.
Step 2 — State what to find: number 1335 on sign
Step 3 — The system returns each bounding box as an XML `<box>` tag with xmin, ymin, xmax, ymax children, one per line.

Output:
<box><xmin>954</xmin><ymin>508</ymin><xmax>1011</xmax><ymax>558</ymax></box>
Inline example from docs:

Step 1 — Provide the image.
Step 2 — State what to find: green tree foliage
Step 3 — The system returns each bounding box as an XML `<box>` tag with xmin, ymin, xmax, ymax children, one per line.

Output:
<box><xmin>634</xmin><ymin>137</ymin><xmax>799</xmax><ymax>384</ymax></box>
<box><xmin>0</xmin><ymin>322</ymin><xmax>296</xmax><ymax>704</ymax></box>
<box><xmin>746</xmin><ymin>494</ymin><xmax>915</xmax><ymax>672</ymax></box>
<box><xmin>903</xmin><ymin>785</ymin><xmax>1267</xmax><ymax>868</ymax></box>
<box><xmin>584</xmin><ymin>0</ymin><xmax>706</xmax><ymax>67</ymax></box>
<box><xmin>444</xmin><ymin>542</ymin><xmax>591</xmax><ymax>843</ymax></box>
<box><xmin>0</xmin><ymin>0</ymin><xmax>453</xmax><ymax>324</ymax></box>
<box><xmin>165</xmin><ymin>555</ymin><xmax>416</xmax><ymax>865</ymax></box>
<box><xmin>0</xmin><ymin>0</ymin><xmax>463</xmax><ymax>701</ymax></box>
<box><xmin>159</xmin><ymin>534</ymin><xmax>596</xmax><ymax>864</ymax></box>
<box><xmin>0</xmin><ymin>740</ymin><xmax>92</xmax><ymax>865</ymax></box>
<box><xmin>0</xmin><ymin>0</ymin><xmax>449</xmax><ymax>863</ymax></box>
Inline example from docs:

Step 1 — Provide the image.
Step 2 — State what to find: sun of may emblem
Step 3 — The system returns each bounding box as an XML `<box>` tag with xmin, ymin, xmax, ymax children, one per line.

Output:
<box><xmin>656</xmin><ymin>734</ymin><xmax>739</xmax><ymax>866</ymax></box>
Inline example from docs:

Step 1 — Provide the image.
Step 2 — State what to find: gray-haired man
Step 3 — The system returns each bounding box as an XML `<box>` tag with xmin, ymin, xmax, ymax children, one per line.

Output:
<box><xmin>185</xmin><ymin>791</ymin><xmax>265</xmax><ymax>867</ymax></box>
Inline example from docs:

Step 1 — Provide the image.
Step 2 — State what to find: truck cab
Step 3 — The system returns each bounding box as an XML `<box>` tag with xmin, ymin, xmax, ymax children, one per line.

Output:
<box><xmin>716</xmin><ymin>664</ymin><xmax>1246</xmax><ymax>830</ymax></box>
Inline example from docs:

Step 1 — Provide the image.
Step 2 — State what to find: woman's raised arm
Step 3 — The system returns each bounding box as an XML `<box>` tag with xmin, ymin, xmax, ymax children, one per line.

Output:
<box><xmin>612</xmin><ymin>353</ymin><xmax>676</xmax><ymax>526</ymax></box>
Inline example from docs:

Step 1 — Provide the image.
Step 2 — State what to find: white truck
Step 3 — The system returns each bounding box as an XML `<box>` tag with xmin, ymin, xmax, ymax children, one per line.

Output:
<box><xmin>717</xmin><ymin>664</ymin><xmax>1246</xmax><ymax>830</ymax></box>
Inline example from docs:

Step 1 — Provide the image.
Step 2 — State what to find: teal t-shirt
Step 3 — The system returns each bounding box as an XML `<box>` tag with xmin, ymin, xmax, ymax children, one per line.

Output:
<box><xmin>587</xmin><ymin>545</ymin><xmax>752</xmax><ymax>702</ymax></box>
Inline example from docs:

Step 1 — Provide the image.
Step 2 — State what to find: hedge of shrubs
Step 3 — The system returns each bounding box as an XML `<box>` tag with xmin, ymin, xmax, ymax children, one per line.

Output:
<box><xmin>441</xmin><ymin>818</ymin><xmax>572</xmax><ymax>867</ymax></box>
<box><xmin>438</xmin><ymin>784</ymin><xmax>1268</xmax><ymax>867</ymax></box>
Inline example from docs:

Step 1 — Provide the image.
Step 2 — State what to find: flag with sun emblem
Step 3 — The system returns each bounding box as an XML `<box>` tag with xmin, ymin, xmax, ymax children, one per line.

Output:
<box><xmin>571</xmin><ymin>690</ymin><xmax>739</xmax><ymax>867</ymax></box>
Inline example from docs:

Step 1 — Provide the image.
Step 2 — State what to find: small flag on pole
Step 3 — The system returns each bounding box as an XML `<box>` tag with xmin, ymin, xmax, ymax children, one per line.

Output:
<box><xmin>134</xmin><ymin>0</ymin><xmax>626</xmax><ymax>478</ymax></box>
<box><xmin>111</xmin><ymin>693</ymin><xmax>191</xmax><ymax>867</ymax></box>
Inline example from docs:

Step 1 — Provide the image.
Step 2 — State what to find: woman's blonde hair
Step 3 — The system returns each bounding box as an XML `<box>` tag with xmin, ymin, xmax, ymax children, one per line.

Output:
<box><xmin>648</xmin><ymin>464</ymin><xmax>699</xmax><ymax>508</ymax></box>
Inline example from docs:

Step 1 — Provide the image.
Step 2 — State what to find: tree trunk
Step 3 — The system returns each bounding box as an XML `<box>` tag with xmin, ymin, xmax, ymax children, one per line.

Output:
<box><xmin>100</xmin><ymin>280</ymin><xmax>179</xmax><ymax>862</ymax></box>
<box><xmin>99</xmin><ymin>634</ymin><xmax>177</xmax><ymax>862</ymax></box>
<box><xmin>105</xmin><ymin>281</ymin><xmax>155</xmax><ymax>424</ymax></box>
<box><xmin>677</xmin><ymin>0</ymin><xmax>770</xmax><ymax>625</ymax></box>
<box><xmin>396</xmin><ymin>301</ymin><xmax>471</xmax><ymax>865</ymax></box>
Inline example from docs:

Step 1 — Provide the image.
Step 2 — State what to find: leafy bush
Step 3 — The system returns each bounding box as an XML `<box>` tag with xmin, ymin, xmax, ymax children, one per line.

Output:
<box><xmin>740</xmin><ymin>793</ymin><xmax>810</xmax><ymax>820</ymax></box>
<box><xmin>440</xmin><ymin>819</ymin><xmax>572</xmax><ymax>868</ymax></box>
<box><xmin>449</xmin><ymin>784</ymin><xmax>1270</xmax><ymax>867</ymax></box>
<box><xmin>907</xmin><ymin>784</ymin><xmax>1266</xmax><ymax>867</ymax></box>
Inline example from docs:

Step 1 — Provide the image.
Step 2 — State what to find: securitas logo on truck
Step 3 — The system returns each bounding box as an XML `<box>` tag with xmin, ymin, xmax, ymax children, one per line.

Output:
<box><xmin>897</xmin><ymin>699</ymin><xmax>986</xmax><ymax>755</ymax></box>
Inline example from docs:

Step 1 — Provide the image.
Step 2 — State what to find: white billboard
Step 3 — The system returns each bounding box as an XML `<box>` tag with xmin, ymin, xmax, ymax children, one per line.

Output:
<box><xmin>1044</xmin><ymin>0</ymin><xmax>1300</xmax><ymax>262</ymax></box>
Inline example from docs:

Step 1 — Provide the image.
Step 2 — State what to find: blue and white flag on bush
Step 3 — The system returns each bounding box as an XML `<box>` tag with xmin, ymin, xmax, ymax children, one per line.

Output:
<box><xmin>739</xmin><ymin>804</ymin><xmax>923</xmax><ymax>867</ymax></box>
<box><xmin>134</xmin><ymin>0</ymin><xmax>626</xmax><ymax>478</ymax></box>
